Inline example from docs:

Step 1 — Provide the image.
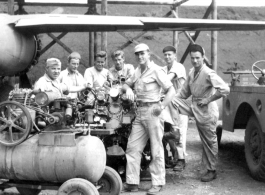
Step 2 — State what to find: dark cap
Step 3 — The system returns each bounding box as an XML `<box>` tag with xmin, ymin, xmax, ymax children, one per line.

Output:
<box><xmin>163</xmin><ymin>46</ymin><xmax>176</xmax><ymax>53</ymax></box>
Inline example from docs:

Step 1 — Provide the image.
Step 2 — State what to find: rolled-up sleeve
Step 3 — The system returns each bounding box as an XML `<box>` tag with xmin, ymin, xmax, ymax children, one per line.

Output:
<box><xmin>208</xmin><ymin>72</ymin><xmax>230</xmax><ymax>97</ymax></box>
<box><xmin>155</xmin><ymin>68</ymin><xmax>173</xmax><ymax>92</ymax></box>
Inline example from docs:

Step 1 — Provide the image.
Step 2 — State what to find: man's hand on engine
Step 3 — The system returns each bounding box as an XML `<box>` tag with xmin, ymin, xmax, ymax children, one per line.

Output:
<box><xmin>125</xmin><ymin>88</ymin><xmax>135</xmax><ymax>101</ymax></box>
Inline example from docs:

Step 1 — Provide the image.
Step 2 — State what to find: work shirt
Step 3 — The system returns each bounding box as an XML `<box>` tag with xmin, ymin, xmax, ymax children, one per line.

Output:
<box><xmin>59</xmin><ymin>68</ymin><xmax>86</xmax><ymax>99</ymax></box>
<box><xmin>34</xmin><ymin>73</ymin><xmax>66</xmax><ymax>97</ymax></box>
<box><xmin>109</xmin><ymin>63</ymin><xmax>135</xmax><ymax>80</ymax></box>
<box><xmin>179</xmin><ymin>64</ymin><xmax>229</xmax><ymax>100</ymax></box>
<box><xmin>165</xmin><ymin>61</ymin><xmax>186</xmax><ymax>91</ymax></box>
<box><xmin>126</xmin><ymin>61</ymin><xmax>172</xmax><ymax>102</ymax></box>
<box><xmin>84</xmin><ymin>67</ymin><xmax>111</xmax><ymax>88</ymax></box>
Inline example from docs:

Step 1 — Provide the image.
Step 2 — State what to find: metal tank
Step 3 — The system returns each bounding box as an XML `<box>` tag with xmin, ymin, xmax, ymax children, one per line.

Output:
<box><xmin>0</xmin><ymin>132</ymin><xmax>106</xmax><ymax>183</ymax></box>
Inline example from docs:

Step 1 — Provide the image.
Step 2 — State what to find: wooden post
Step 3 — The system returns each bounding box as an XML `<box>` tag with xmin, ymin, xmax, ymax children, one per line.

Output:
<box><xmin>173</xmin><ymin>6</ymin><xmax>178</xmax><ymax>61</ymax></box>
<box><xmin>101</xmin><ymin>0</ymin><xmax>107</xmax><ymax>52</ymax></box>
<box><xmin>8</xmin><ymin>0</ymin><xmax>14</xmax><ymax>15</ymax></box>
<box><xmin>211</xmin><ymin>0</ymin><xmax>217</xmax><ymax>71</ymax></box>
<box><xmin>89</xmin><ymin>32</ymin><xmax>94</xmax><ymax>67</ymax></box>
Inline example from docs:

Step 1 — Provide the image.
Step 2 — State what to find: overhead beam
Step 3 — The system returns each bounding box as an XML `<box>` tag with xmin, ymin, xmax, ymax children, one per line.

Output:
<box><xmin>0</xmin><ymin>0</ymin><xmax>185</xmax><ymax>6</ymax></box>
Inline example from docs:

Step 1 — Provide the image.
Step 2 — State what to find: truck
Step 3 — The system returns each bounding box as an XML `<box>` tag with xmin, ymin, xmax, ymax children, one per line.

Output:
<box><xmin>220</xmin><ymin>60</ymin><xmax>265</xmax><ymax>181</ymax></box>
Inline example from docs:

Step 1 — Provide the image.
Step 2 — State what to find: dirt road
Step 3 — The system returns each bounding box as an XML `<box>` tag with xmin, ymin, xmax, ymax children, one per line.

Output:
<box><xmin>1</xmin><ymin>123</ymin><xmax>265</xmax><ymax>195</ymax></box>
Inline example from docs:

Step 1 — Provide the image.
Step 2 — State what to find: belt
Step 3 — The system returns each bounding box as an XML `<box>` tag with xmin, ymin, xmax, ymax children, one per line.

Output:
<box><xmin>192</xmin><ymin>97</ymin><xmax>203</xmax><ymax>101</ymax></box>
<box><xmin>136</xmin><ymin>101</ymin><xmax>159</xmax><ymax>107</ymax></box>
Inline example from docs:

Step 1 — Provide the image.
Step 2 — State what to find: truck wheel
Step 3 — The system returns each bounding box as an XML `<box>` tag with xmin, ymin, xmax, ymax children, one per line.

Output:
<box><xmin>98</xmin><ymin>166</ymin><xmax>122</xmax><ymax>195</ymax></box>
<box><xmin>57</xmin><ymin>178</ymin><xmax>99</xmax><ymax>195</ymax></box>
<box><xmin>245</xmin><ymin>115</ymin><xmax>265</xmax><ymax>181</ymax></box>
<box><xmin>17</xmin><ymin>187</ymin><xmax>41</xmax><ymax>195</ymax></box>
<box><xmin>216</xmin><ymin>125</ymin><xmax>223</xmax><ymax>148</ymax></box>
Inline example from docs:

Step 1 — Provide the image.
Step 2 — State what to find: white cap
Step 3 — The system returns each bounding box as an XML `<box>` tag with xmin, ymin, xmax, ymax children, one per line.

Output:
<box><xmin>134</xmin><ymin>43</ymin><xmax>149</xmax><ymax>53</ymax></box>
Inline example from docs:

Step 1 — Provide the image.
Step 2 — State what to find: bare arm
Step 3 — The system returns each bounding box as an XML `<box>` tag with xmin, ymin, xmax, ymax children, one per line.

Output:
<box><xmin>122</xmin><ymin>83</ymin><xmax>135</xmax><ymax>101</ymax></box>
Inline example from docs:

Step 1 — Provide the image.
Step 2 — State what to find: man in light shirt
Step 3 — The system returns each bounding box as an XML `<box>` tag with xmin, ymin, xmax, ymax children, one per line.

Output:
<box><xmin>59</xmin><ymin>52</ymin><xmax>86</xmax><ymax>99</ymax></box>
<box><xmin>109</xmin><ymin>50</ymin><xmax>134</xmax><ymax>82</ymax></box>
<box><xmin>162</xmin><ymin>46</ymin><xmax>189</xmax><ymax>172</ymax></box>
<box><xmin>34</xmin><ymin>58</ymin><xmax>87</xmax><ymax>97</ymax></box>
<box><xmin>84</xmin><ymin>51</ymin><xmax>112</xmax><ymax>88</ymax></box>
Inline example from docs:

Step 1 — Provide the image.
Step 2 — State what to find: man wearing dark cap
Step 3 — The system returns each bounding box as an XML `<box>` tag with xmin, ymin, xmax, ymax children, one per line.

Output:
<box><xmin>162</xmin><ymin>46</ymin><xmax>188</xmax><ymax>172</ymax></box>
<box><xmin>122</xmin><ymin>43</ymin><xmax>175</xmax><ymax>195</ymax></box>
<box><xmin>172</xmin><ymin>44</ymin><xmax>230</xmax><ymax>182</ymax></box>
<box><xmin>84</xmin><ymin>51</ymin><xmax>112</xmax><ymax>88</ymax></box>
<box><xmin>59</xmin><ymin>52</ymin><xmax>86</xmax><ymax>99</ymax></box>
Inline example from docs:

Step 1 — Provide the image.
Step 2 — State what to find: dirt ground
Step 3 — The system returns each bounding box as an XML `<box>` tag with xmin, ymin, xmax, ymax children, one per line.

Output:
<box><xmin>1</xmin><ymin>123</ymin><xmax>265</xmax><ymax>195</ymax></box>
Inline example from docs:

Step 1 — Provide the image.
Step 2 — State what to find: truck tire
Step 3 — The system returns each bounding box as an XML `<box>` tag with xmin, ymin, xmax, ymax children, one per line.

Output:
<box><xmin>245</xmin><ymin>115</ymin><xmax>265</xmax><ymax>181</ymax></box>
<box><xmin>17</xmin><ymin>187</ymin><xmax>41</xmax><ymax>195</ymax></box>
<box><xmin>57</xmin><ymin>178</ymin><xmax>99</xmax><ymax>195</ymax></box>
<box><xmin>98</xmin><ymin>166</ymin><xmax>122</xmax><ymax>195</ymax></box>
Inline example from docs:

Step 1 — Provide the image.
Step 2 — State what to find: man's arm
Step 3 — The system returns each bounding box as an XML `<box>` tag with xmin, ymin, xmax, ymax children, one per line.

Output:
<box><xmin>161</xmin><ymin>85</ymin><xmax>175</xmax><ymax>108</ymax></box>
<box><xmin>121</xmin><ymin>83</ymin><xmax>135</xmax><ymax>101</ymax></box>
<box><xmin>197</xmin><ymin>71</ymin><xmax>230</xmax><ymax>106</ymax></box>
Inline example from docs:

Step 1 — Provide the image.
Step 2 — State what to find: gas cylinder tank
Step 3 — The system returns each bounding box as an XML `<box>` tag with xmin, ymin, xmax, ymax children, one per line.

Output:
<box><xmin>0</xmin><ymin>14</ymin><xmax>37</xmax><ymax>76</ymax></box>
<box><xmin>0</xmin><ymin>132</ymin><xmax>106</xmax><ymax>183</ymax></box>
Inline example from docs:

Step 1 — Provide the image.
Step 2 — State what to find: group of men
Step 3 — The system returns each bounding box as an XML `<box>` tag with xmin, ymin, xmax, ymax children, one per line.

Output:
<box><xmin>33</xmin><ymin>42</ymin><xmax>230</xmax><ymax>195</ymax></box>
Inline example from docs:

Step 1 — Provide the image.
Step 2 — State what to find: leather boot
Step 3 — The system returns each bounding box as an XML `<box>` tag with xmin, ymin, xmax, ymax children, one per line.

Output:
<box><xmin>201</xmin><ymin>170</ymin><xmax>217</xmax><ymax>182</ymax></box>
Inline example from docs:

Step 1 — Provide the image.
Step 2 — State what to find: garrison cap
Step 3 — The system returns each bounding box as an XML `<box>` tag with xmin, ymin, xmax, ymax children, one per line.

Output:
<box><xmin>134</xmin><ymin>43</ymin><xmax>149</xmax><ymax>53</ymax></box>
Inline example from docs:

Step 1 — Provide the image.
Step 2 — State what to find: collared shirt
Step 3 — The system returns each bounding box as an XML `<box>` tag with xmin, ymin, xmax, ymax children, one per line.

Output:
<box><xmin>165</xmin><ymin>61</ymin><xmax>186</xmax><ymax>91</ymax></box>
<box><xmin>109</xmin><ymin>63</ymin><xmax>135</xmax><ymax>81</ymax></box>
<box><xmin>34</xmin><ymin>73</ymin><xmax>66</xmax><ymax>97</ymax></box>
<box><xmin>59</xmin><ymin>68</ymin><xmax>86</xmax><ymax>98</ymax></box>
<box><xmin>179</xmin><ymin>64</ymin><xmax>230</xmax><ymax>100</ymax></box>
<box><xmin>84</xmin><ymin>67</ymin><xmax>111</xmax><ymax>88</ymax></box>
<box><xmin>126</xmin><ymin>61</ymin><xmax>173</xmax><ymax>102</ymax></box>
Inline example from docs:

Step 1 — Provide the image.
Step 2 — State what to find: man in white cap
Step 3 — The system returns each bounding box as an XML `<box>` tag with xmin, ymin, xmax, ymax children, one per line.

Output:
<box><xmin>122</xmin><ymin>43</ymin><xmax>175</xmax><ymax>195</ymax></box>
<box><xmin>162</xmin><ymin>45</ymin><xmax>189</xmax><ymax>172</ymax></box>
<box><xmin>84</xmin><ymin>51</ymin><xmax>112</xmax><ymax>88</ymax></box>
<box><xmin>34</xmin><ymin>58</ymin><xmax>87</xmax><ymax>97</ymax></box>
<box><xmin>173</xmin><ymin>44</ymin><xmax>230</xmax><ymax>182</ymax></box>
<box><xmin>109</xmin><ymin>49</ymin><xmax>134</xmax><ymax>82</ymax></box>
<box><xmin>59</xmin><ymin>52</ymin><xmax>86</xmax><ymax>99</ymax></box>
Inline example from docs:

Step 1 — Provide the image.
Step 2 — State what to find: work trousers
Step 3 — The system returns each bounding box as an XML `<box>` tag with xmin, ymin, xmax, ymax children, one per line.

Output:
<box><xmin>172</xmin><ymin>98</ymin><xmax>219</xmax><ymax>171</ymax></box>
<box><xmin>126</xmin><ymin>104</ymin><xmax>165</xmax><ymax>185</ymax></box>
<box><xmin>167</xmin><ymin>114</ymin><xmax>189</xmax><ymax>160</ymax></box>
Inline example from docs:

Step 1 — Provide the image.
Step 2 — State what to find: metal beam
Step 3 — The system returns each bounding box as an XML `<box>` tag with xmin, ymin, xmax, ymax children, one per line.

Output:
<box><xmin>180</xmin><ymin>2</ymin><xmax>213</xmax><ymax>64</ymax></box>
<box><xmin>211</xmin><ymin>0</ymin><xmax>218</xmax><ymax>71</ymax></box>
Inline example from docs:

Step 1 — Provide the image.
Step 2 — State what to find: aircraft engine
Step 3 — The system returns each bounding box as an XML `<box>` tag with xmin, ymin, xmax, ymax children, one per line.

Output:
<box><xmin>0</xmin><ymin>15</ymin><xmax>40</xmax><ymax>76</ymax></box>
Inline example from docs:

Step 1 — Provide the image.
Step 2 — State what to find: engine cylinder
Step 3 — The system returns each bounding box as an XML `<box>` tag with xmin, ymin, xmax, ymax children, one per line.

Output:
<box><xmin>0</xmin><ymin>133</ymin><xmax>106</xmax><ymax>183</ymax></box>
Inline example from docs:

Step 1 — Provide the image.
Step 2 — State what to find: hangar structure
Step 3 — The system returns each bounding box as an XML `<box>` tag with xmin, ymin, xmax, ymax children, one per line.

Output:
<box><xmin>1</xmin><ymin>0</ymin><xmax>218</xmax><ymax>70</ymax></box>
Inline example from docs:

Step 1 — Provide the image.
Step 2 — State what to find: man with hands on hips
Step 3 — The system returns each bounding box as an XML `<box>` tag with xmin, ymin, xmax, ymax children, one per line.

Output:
<box><xmin>172</xmin><ymin>44</ymin><xmax>230</xmax><ymax>182</ymax></box>
<box><xmin>122</xmin><ymin>43</ymin><xmax>175</xmax><ymax>195</ymax></box>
